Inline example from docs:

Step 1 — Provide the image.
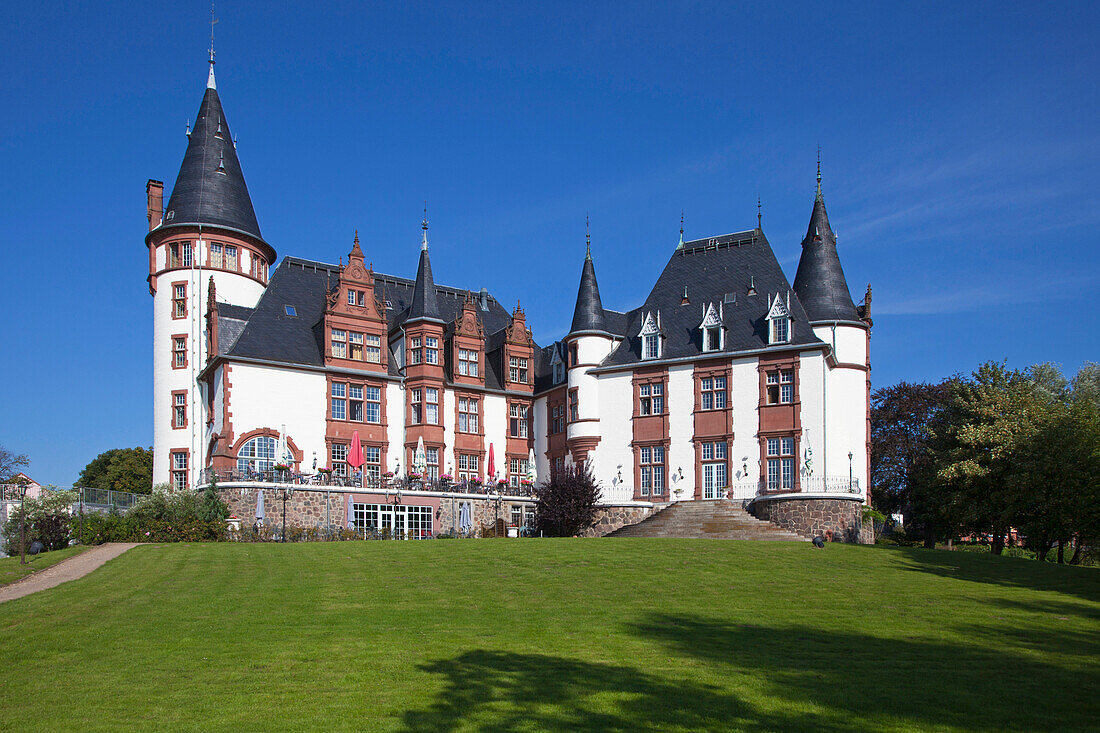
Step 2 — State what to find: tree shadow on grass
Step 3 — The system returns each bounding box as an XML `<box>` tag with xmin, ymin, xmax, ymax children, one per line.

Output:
<box><xmin>628</xmin><ymin>614</ymin><xmax>1100</xmax><ymax>732</ymax></box>
<box><xmin>401</xmin><ymin>649</ymin><xmax>824</xmax><ymax>732</ymax></box>
<box><xmin>890</xmin><ymin>546</ymin><xmax>1100</xmax><ymax>604</ymax></box>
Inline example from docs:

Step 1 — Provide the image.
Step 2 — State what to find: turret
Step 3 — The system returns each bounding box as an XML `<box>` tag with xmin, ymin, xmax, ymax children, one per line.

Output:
<box><xmin>147</xmin><ymin>54</ymin><xmax>273</xmax><ymax>489</ymax></box>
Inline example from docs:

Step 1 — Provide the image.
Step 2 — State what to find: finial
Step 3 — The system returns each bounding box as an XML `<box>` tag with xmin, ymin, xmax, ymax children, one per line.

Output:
<box><xmin>585</xmin><ymin>213</ymin><xmax>591</xmax><ymax>259</ymax></box>
<box><xmin>354</xmin><ymin>229</ymin><xmax>359</xmax><ymax>245</ymax></box>
<box><xmin>185</xmin><ymin>120</ymin><xmax>191</xmax><ymax>138</ymax></box>
<box><xmin>757</xmin><ymin>197</ymin><xmax>762</xmax><ymax>229</ymax></box>
<box><xmin>816</xmin><ymin>146</ymin><xmax>822</xmax><ymax>200</ymax></box>
<box><xmin>421</xmin><ymin>202</ymin><xmax>429</xmax><ymax>251</ymax></box>
<box><xmin>207</xmin><ymin>3</ymin><xmax>219</xmax><ymax>90</ymax></box>
<box><xmin>677</xmin><ymin>210</ymin><xmax>684</xmax><ymax>250</ymax></box>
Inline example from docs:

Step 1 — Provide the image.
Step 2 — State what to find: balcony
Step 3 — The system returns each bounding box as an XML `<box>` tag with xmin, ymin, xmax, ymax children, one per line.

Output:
<box><xmin>196</xmin><ymin>468</ymin><xmax>538</xmax><ymax>498</ymax></box>
<box><xmin>723</xmin><ymin>476</ymin><xmax>862</xmax><ymax>500</ymax></box>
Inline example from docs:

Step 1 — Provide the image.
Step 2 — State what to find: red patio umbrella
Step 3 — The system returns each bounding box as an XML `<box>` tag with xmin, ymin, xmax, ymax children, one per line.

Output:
<box><xmin>487</xmin><ymin>443</ymin><xmax>496</xmax><ymax>483</ymax></box>
<box><xmin>348</xmin><ymin>430</ymin><xmax>364</xmax><ymax>487</ymax></box>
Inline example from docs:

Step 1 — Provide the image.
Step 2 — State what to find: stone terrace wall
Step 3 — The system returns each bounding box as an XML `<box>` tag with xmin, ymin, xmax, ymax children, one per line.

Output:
<box><xmin>580</xmin><ymin>505</ymin><xmax>659</xmax><ymax>538</ymax></box>
<box><xmin>750</xmin><ymin>496</ymin><xmax>870</xmax><ymax>543</ymax></box>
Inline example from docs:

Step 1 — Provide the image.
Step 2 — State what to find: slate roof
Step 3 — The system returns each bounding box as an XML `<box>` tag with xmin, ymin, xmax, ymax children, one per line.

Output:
<box><xmin>160</xmin><ymin>86</ymin><xmax>267</xmax><ymax>247</ymax></box>
<box><xmin>594</xmin><ymin>229</ymin><xmax>824</xmax><ymax>368</ymax></box>
<box><xmin>569</xmin><ymin>252</ymin><xmax>610</xmax><ymax>334</ymax></box>
<box><xmin>791</xmin><ymin>193</ymin><xmax>860</xmax><ymax>322</ymax></box>
<box><xmin>407</xmin><ymin>247</ymin><xmax>444</xmax><ymax>323</ymax></box>
<box><xmin>215</xmin><ymin>303</ymin><xmax>252</xmax><ymax>356</ymax></box>
<box><xmin>220</xmin><ymin>257</ymin><xmax>527</xmax><ymax>390</ymax></box>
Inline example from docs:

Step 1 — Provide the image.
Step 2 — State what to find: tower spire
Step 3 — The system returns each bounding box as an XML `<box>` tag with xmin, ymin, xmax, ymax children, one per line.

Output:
<box><xmin>816</xmin><ymin>146</ymin><xmax>822</xmax><ymax>200</ymax></box>
<box><xmin>421</xmin><ymin>202</ymin><xmax>429</xmax><ymax>251</ymax></box>
<box><xmin>757</xmin><ymin>197</ymin><xmax>762</xmax><ymax>229</ymax></box>
<box><xmin>585</xmin><ymin>213</ymin><xmax>591</xmax><ymax>259</ymax></box>
<box><xmin>207</xmin><ymin>4</ymin><xmax>219</xmax><ymax>90</ymax></box>
<box><xmin>677</xmin><ymin>210</ymin><xmax>684</xmax><ymax>250</ymax></box>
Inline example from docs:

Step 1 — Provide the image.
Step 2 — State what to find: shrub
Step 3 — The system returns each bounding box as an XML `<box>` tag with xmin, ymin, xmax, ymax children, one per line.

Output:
<box><xmin>74</xmin><ymin>485</ymin><xmax>230</xmax><ymax>545</ymax></box>
<box><xmin>1</xmin><ymin>488</ymin><xmax>77</xmax><ymax>555</ymax></box>
<box><xmin>534</xmin><ymin>464</ymin><xmax>603</xmax><ymax>537</ymax></box>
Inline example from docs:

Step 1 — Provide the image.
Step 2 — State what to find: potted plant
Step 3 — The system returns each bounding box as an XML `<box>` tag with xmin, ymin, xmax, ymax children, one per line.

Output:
<box><xmin>273</xmin><ymin>463</ymin><xmax>291</xmax><ymax>481</ymax></box>
<box><xmin>439</xmin><ymin>473</ymin><xmax>453</xmax><ymax>487</ymax></box>
<box><xmin>407</xmin><ymin>471</ymin><xmax>423</xmax><ymax>482</ymax></box>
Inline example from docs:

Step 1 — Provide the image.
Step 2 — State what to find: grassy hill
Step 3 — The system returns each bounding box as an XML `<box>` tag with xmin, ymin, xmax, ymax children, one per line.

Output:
<box><xmin>0</xmin><ymin>539</ymin><xmax>1096</xmax><ymax>731</ymax></box>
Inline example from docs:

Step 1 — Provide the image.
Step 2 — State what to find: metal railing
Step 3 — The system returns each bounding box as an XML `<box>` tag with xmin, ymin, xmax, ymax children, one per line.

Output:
<box><xmin>197</xmin><ymin>468</ymin><xmax>538</xmax><ymax>498</ymax></box>
<box><xmin>705</xmin><ymin>476</ymin><xmax>862</xmax><ymax>500</ymax></box>
<box><xmin>78</xmin><ymin>487</ymin><xmax>143</xmax><ymax>513</ymax></box>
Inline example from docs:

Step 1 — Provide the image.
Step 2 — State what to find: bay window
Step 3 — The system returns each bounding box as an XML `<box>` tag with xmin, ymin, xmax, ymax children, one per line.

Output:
<box><xmin>426</xmin><ymin>388</ymin><xmax>439</xmax><ymax>424</ymax></box>
<box><xmin>331</xmin><ymin>329</ymin><xmax>347</xmax><ymax>359</ymax></box>
<box><xmin>331</xmin><ymin>383</ymin><xmax>347</xmax><ymax>420</ymax></box>
<box><xmin>458</xmin><ymin>348</ymin><xmax>478</xmax><ymax>377</ymax></box>
<box><xmin>509</xmin><ymin>356</ymin><xmax>528</xmax><ymax>384</ymax></box>
<box><xmin>425</xmin><ymin>337</ymin><xmax>439</xmax><ymax>365</ymax></box>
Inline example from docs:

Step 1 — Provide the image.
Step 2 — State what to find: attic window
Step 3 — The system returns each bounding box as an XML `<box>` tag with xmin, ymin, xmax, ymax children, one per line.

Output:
<box><xmin>165</xmin><ymin>211</ymin><xmax>175</xmax><ymax>222</ymax></box>
<box><xmin>385</xmin><ymin>300</ymin><xmax>393</xmax><ymax>309</ymax></box>
<box><xmin>284</xmin><ymin>305</ymin><xmax>297</xmax><ymax>317</ymax></box>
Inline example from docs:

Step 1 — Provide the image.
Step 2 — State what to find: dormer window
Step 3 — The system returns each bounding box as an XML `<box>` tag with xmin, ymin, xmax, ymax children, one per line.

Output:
<box><xmin>699</xmin><ymin>303</ymin><xmax>724</xmax><ymax>352</ymax></box>
<box><xmin>639</xmin><ymin>311</ymin><xmax>662</xmax><ymax>360</ymax></box>
<box><xmin>766</xmin><ymin>292</ymin><xmax>793</xmax><ymax>345</ymax></box>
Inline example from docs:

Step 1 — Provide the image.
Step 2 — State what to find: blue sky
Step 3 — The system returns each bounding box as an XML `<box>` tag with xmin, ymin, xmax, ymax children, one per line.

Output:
<box><xmin>2</xmin><ymin>2</ymin><xmax>1097</xmax><ymax>486</ymax></box>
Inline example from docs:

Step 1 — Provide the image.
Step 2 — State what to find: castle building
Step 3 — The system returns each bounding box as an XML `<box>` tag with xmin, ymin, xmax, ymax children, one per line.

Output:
<box><xmin>147</xmin><ymin>59</ymin><xmax>872</xmax><ymax>539</ymax></box>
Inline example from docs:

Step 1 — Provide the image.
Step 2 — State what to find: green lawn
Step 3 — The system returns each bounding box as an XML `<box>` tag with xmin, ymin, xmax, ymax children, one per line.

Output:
<box><xmin>0</xmin><ymin>545</ymin><xmax>87</xmax><ymax>585</ymax></box>
<box><xmin>0</xmin><ymin>540</ymin><xmax>1097</xmax><ymax>732</ymax></box>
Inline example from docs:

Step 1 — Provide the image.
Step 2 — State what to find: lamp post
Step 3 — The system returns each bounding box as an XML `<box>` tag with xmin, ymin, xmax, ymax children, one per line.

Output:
<box><xmin>278</xmin><ymin>484</ymin><xmax>293</xmax><ymax>542</ymax></box>
<box><xmin>848</xmin><ymin>451</ymin><xmax>854</xmax><ymax>492</ymax></box>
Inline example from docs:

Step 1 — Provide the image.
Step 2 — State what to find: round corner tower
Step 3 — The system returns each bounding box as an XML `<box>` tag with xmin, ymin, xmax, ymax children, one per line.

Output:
<box><xmin>147</xmin><ymin>60</ymin><xmax>275</xmax><ymax>489</ymax></box>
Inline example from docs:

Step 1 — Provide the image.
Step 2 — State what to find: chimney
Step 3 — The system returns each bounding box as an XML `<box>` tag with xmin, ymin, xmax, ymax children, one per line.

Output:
<box><xmin>146</xmin><ymin>179</ymin><xmax>164</xmax><ymax>231</ymax></box>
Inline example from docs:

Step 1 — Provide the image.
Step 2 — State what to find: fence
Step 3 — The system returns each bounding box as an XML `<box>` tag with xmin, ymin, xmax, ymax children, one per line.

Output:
<box><xmin>197</xmin><ymin>468</ymin><xmax>538</xmax><ymax>498</ymax></box>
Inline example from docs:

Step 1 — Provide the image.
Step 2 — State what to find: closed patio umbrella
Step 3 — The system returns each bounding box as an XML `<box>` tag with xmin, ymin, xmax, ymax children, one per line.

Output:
<box><xmin>255</xmin><ymin>489</ymin><xmax>265</xmax><ymax>526</ymax></box>
<box><xmin>487</xmin><ymin>443</ymin><xmax>496</xmax><ymax>483</ymax></box>
<box><xmin>348</xmin><ymin>430</ymin><xmax>364</xmax><ymax>487</ymax></box>
<box><xmin>414</xmin><ymin>436</ymin><xmax>427</xmax><ymax>475</ymax></box>
<box><xmin>527</xmin><ymin>448</ymin><xmax>537</xmax><ymax>485</ymax></box>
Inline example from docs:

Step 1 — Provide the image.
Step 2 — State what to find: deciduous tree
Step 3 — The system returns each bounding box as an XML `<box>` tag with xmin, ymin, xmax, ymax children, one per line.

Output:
<box><xmin>77</xmin><ymin>447</ymin><xmax>154</xmax><ymax>494</ymax></box>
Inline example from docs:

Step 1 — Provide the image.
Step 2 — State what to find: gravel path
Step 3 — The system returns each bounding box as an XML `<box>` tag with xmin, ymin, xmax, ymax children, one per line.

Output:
<box><xmin>0</xmin><ymin>543</ymin><xmax>142</xmax><ymax>604</ymax></box>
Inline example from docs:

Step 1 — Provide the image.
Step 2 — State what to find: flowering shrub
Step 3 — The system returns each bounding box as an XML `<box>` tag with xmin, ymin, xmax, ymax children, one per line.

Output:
<box><xmin>74</xmin><ymin>484</ymin><xmax>229</xmax><ymax>544</ymax></box>
<box><xmin>408</xmin><ymin>472</ymin><xmax>423</xmax><ymax>480</ymax></box>
<box><xmin>273</xmin><ymin>463</ymin><xmax>291</xmax><ymax>472</ymax></box>
<box><xmin>439</xmin><ymin>473</ymin><xmax>453</xmax><ymax>482</ymax></box>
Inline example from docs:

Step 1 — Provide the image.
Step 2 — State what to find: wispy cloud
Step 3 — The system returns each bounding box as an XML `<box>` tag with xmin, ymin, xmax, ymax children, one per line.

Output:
<box><xmin>875</xmin><ymin>274</ymin><xmax>1097</xmax><ymax>316</ymax></box>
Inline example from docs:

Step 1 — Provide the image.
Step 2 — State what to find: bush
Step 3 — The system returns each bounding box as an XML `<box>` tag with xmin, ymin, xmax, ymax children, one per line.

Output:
<box><xmin>534</xmin><ymin>464</ymin><xmax>603</xmax><ymax>537</ymax></box>
<box><xmin>1</xmin><ymin>488</ymin><xmax>77</xmax><ymax>555</ymax></box>
<box><xmin>74</xmin><ymin>484</ymin><xmax>230</xmax><ymax>545</ymax></box>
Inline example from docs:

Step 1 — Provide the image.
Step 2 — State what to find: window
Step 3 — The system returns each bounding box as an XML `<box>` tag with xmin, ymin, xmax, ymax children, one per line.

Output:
<box><xmin>169</xmin><ymin>242</ymin><xmax>193</xmax><ymax>268</ymax></box>
<box><xmin>553</xmin><ymin>362</ymin><xmax>564</xmax><ymax>383</ymax></box>
<box><xmin>331</xmin><ymin>443</ymin><xmax>348</xmax><ymax>476</ymax></box>
<box><xmin>643</xmin><ymin>334</ymin><xmax>660</xmax><ymax>359</ymax></box>
<box><xmin>425</xmin><ymin>337</ymin><xmax>439</xmax><ymax>365</ymax></box>
<box><xmin>639</xmin><ymin>446</ymin><xmax>665</xmax><ymax>497</ymax></box>
<box><xmin>767</xmin><ymin>437</ymin><xmax>796</xmax><ymax>491</ymax></box>
<box><xmin>349</xmin><ymin>332</ymin><xmax>364</xmax><ymax>361</ymax></box>
<box><xmin>181</xmin><ymin>243</ymin><xmax>192</xmax><ymax>267</ymax></box>
<box><xmin>238</xmin><ymin>436</ymin><xmax>277</xmax><ymax>474</ymax></box>
<box><xmin>425</xmin><ymin>388</ymin><xmax>439</xmax><ymax>424</ymax></box>
<box><xmin>639</xmin><ymin>383</ymin><xmax>664</xmax><ymax>415</ymax></box>
<box><xmin>350</xmin><ymin>385</ymin><xmax>363</xmax><ymax>422</ymax></box>
<box><xmin>358</xmin><ymin>290</ymin><xmax>367</xmax><ymax>307</ymax></box>
<box><xmin>210</xmin><ymin>242</ymin><xmax>223</xmax><ymax>268</ymax></box>
<box><xmin>458</xmin><ymin>348</ymin><xmax>478</xmax><ymax>377</ymax></box>
<box><xmin>364</xmin><ymin>446</ymin><xmax>381</xmax><ymax>482</ymax></box>
<box><xmin>509</xmin><ymin>458</ymin><xmax>528</xmax><ymax>487</ymax></box>
<box><xmin>766</xmin><ymin>370</ymin><xmax>795</xmax><ymax>405</ymax></box>
<box><xmin>173</xmin><ymin>284</ymin><xmax>187</xmax><ymax>318</ymax></box>
<box><xmin>702</xmin><ymin>441</ymin><xmax>728</xmax><ymax>499</ymax></box>
<box><xmin>172</xmin><ymin>336</ymin><xmax>187</xmax><ymax>368</ymax></box>
<box><xmin>425</xmin><ymin>447</ymin><xmax>439</xmax><ymax>480</ymax></box>
<box><xmin>569</xmin><ymin>389</ymin><xmax>579</xmax><ymax>422</ymax></box>
<box><xmin>225</xmin><ymin>245</ymin><xmax>238</xmax><ymax>271</ymax></box>
<box><xmin>365</xmin><ymin>334</ymin><xmax>381</xmax><ymax>363</ymax></box>
<box><xmin>284</xmin><ymin>305</ymin><xmax>297</xmax><ymax>317</ymax></box>
<box><xmin>173</xmin><ymin>392</ymin><xmax>186</xmax><ymax>428</ymax></box>
<box><xmin>551</xmin><ymin>405</ymin><xmax>565</xmax><ymax>434</ymax></box>
<box><xmin>331</xmin><ymin>329</ymin><xmax>347</xmax><ymax>359</ymax></box>
<box><xmin>347</xmin><ymin>290</ymin><xmax>356</xmax><ymax>306</ymax></box>
<box><xmin>351</xmin><ymin>503</ymin><xmax>434</xmax><ymax>539</ymax></box>
<box><xmin>458</xmin><ymin>453</ymin><xmax>480</xmax><ymax>482</ymax></box>
<box><xmin>171</xmin><ymin>451</ymin><xmax>188</xmax><ymax>491</ymax></box>
<box><xmin>509</xmin><ymin>356</ymin><xmax>528</xmax><ymax>384</ymax></box>
<box><xmin>569</xmin><ymin>344</ymin><xmax>578</xmax><ymax>366</ymax></box>
<box><xmin>331</xmin><ymin>382</ymin><xmax>347</xmax><ymax>420</ymax></box>
<box><xmin>410</xmin><ymin>388</ymin><xmax>422</xmax><ymax>424</ymax></box>
<box><xmin>704</xmin><ymin>325</ymin><xmax>721</xmax><ymax>352</ymax></box>
<box><xmin>511</xmin><ymin>505</ymin><xmax>523</xmax><ymax>526</ymax></box>
<box><xmin>771</xmin><ymin>317</ymin><xmax>790</xmax><ymax>344</ymax></box>
<box><xmin>409</xmin><ymin>336</ymin><xmax>422</xmax><ymax>365</ymax></box>
<box><xmin>458</xmin><ymin>397</ymin><xmax>479</xmax><ymax>433</ymax></box>
<box><xmin>701</xmin><ymin>376</ymin><xmax>728</xmax><ymax>410</ymax></box>
<box><xmin>364</xmin><ymin>386</ymin><xmax>381</xmax><ymax>423</ymax></box>
<box><xmin>509</xmin><ymin>403</ymin><xmax>529</xmax><ymax>438</ymax></box>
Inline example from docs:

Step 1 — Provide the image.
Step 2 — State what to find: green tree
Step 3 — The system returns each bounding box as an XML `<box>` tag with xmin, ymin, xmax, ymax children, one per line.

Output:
<box><xmin>77</xmin><ymin>447</ymin><xmax>154</xmax><ymax>494</ymax></box>
<box><xmin>870</xmin><ymin>380</ymin><xmax>954</xmax><ymax>545</ymax></box>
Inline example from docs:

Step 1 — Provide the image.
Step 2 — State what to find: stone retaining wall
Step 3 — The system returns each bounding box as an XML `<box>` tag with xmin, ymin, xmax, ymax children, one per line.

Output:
<box><xmin>580</xmin><ymin>505</ymin><xmax>659</xmax><ymax>537</ymax></box>
<box><xmin>749</xmin><ymin>496</ymin><xmax>871</xmax><ymax>543</ymax></box>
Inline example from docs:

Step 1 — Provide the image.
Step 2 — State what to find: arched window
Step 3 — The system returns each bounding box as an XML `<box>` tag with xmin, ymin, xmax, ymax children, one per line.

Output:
<box><xmin>237</xmin><ymin>436</ymin><xmax>278</xmax><ymax>474</ymax></box>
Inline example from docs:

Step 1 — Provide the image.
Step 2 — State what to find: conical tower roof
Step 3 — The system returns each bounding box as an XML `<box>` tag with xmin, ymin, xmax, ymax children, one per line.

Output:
<box><xmin>569</xmin><ymin>248</ymin><xmax>609</xmax><ymax>335</ymax></box>
<box><xmin>162</xmin><ymin>77</ymin><xmax>266</xmax><ymax>244</ymax></box>
<box><xmin>407</xmin><ymin>244</ymin><xmax>443</xmax><ymax>324</ymax></box>
<box><xmin>792</xmin><ymin>186</ymin><xmax>859</xmax><ymax>323</ymax></box>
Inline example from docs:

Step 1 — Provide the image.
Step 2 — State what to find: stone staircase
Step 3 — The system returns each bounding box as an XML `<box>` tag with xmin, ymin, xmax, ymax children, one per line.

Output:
<box><xmin>607</xmin><ymin>500</ymin><xmax>805</xmax><ymax>541</ymax></box>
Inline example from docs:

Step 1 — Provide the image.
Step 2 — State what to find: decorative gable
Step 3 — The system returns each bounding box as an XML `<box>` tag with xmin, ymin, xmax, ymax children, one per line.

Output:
<box><xmin>638</xmin><ymin>310</ymin><xmax>661</xmax><ymax>337</ymax></box>
<box><xmin>454</xmin><ymin>292</ymin><xmax>483</xmax><ymax>338</ymax></box>
<box><xmin>699</xmin><ymin>302</ymin><xmax>724</xmax><ymax>352</ymax></box>
<box><xmin>766</xmin><ymin>292</ymin><xmax>791</xmax><ymax>321</ymax></box>
<box><xmin>638</xmin><ymin>310</ymin><xmax>662</xmax><ymax>359</ymax></box>
<box><xmin>766</xmin><ymin>292</ymin><xmax>792</xmax><ymax>345</ymax></box>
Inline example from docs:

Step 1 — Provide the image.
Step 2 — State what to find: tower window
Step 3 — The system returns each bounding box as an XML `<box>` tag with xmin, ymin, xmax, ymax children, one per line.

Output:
<box><xmin>173</xmin><ymin>284</ymin><xmax>187</xmax><ymax>318</ymax></box>
<box><xmin>172</xmin><ymin>336</ymin><xmax>187</xmax><ymax>369</ymax></box>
